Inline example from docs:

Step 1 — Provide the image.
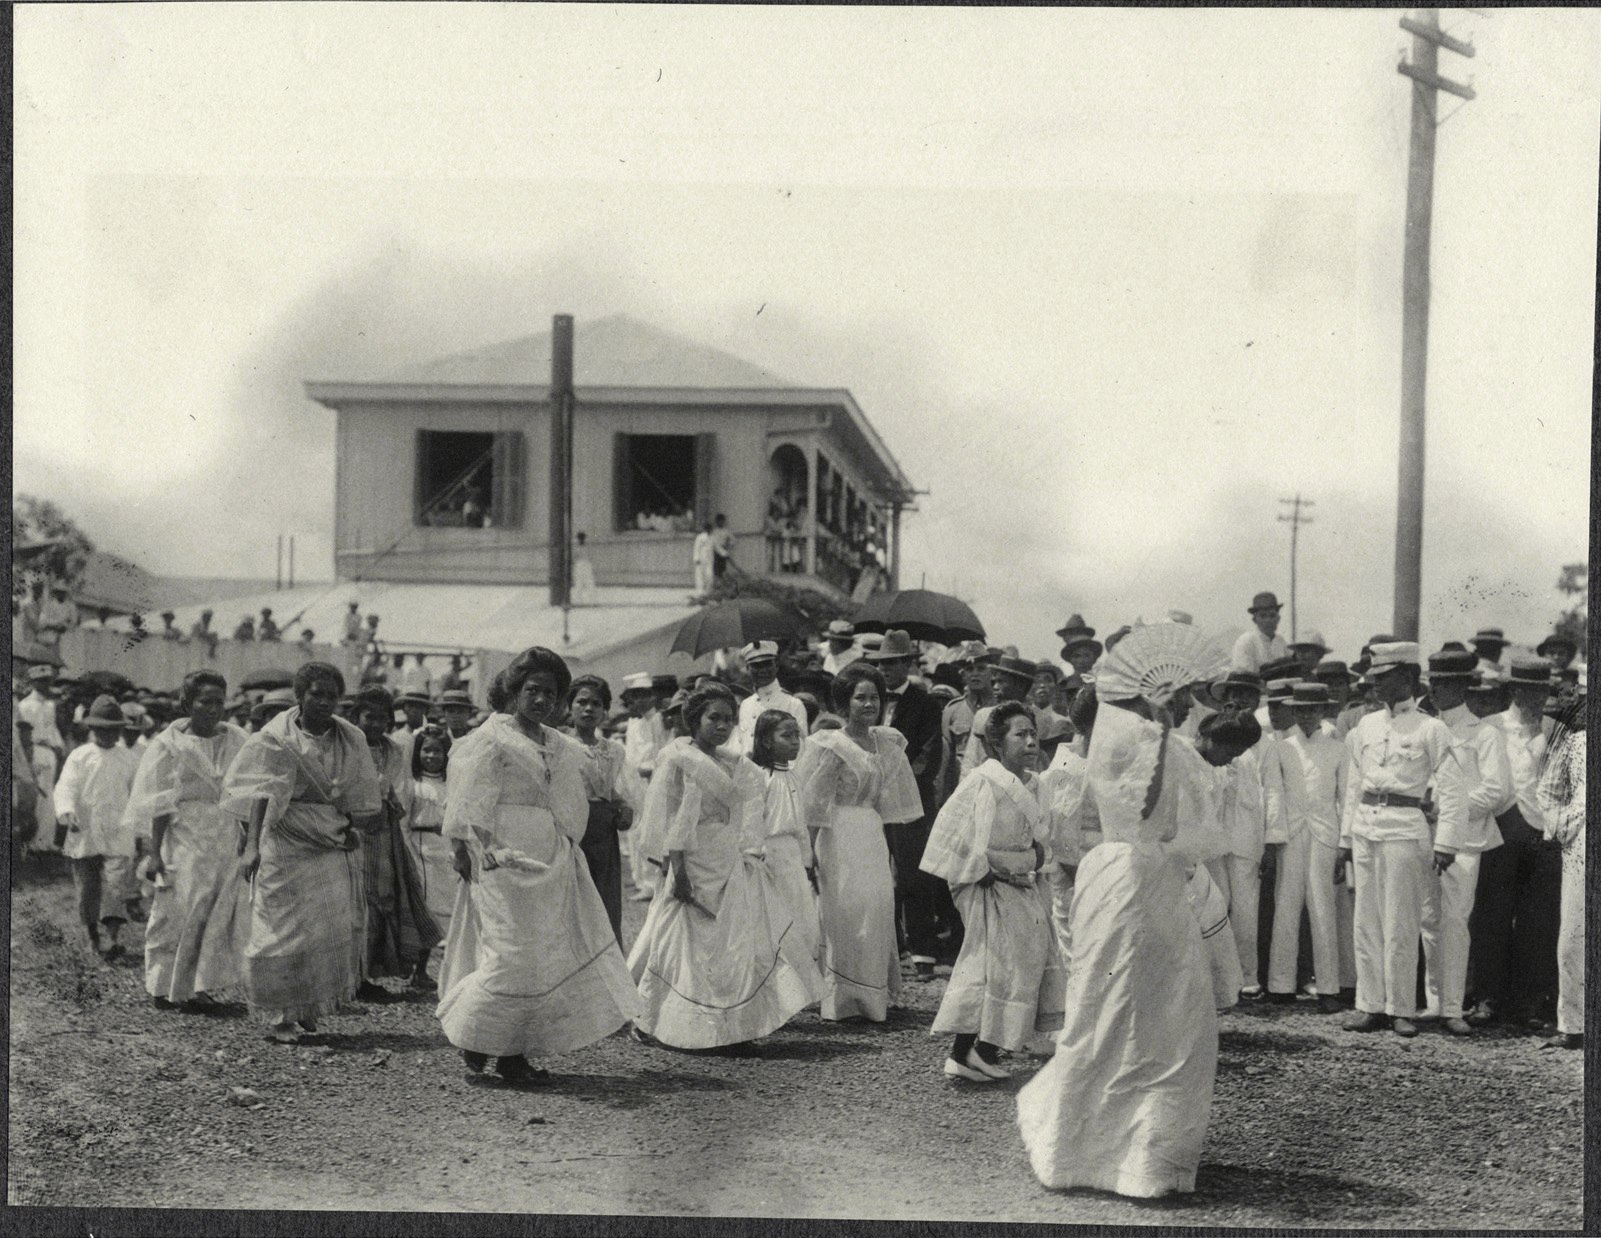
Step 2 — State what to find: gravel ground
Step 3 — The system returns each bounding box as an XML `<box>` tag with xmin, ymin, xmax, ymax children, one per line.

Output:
<box><xmin>7</xmin><ymin>851</ymin><xmax>1584</xmax><ymax>1226</ymax></box>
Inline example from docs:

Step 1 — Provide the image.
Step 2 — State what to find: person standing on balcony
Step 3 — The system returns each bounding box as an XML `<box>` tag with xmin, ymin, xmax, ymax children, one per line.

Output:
<box><xmin>711</xmin><ymin>514</ymin><xmax>735</xmax><ymax>580</ymax></box>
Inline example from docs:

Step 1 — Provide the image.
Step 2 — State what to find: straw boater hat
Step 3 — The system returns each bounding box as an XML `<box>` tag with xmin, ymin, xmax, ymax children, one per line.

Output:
<box><xmin>82</xmin><ymin>695</ymin><xmax>125</xmax><ymax>730</ymax></box>
<box><xmin>1290</xmin><ymin>682</ymin><xmax>1331</xmax><ymax>707</ymax></box>
<box><xmin>397</xmin><ymin>690</ymin><xmax>432</xmax><ymax>708</ymax></box>
<box><xmin>1311</xmin><ymin>658</ymin><xmax>1357</xmax><ymax>686</ymax></box>
<box><xmin>1425</xmin><ymin>649</ymin><xmax>1479</xmax><ymax>681</ymax></box>
<box><xmin>439</xmin><ymin>689</ymin><xmax>473</xmax><ymax>709</ymax></box>
<box><xmin>1289</xmin><ymin>630</ymin><xmax>1329</xmax><ymax>655</ymax></box>
<box><xmin>1248</xmin><ymin>592</ymin><xmax>1283</xmax><ymax>614</ymax></box>
<box><xmin>866</xmin><ymin>630</ymin><xmax>916</xmax><ymax>662</ymax></box>
<box><xmin>1258</xmin><ymin>655</ymin><xmax>1302</xmax><ymax>684</ymax></box>
<box><xmin>1504</xmin><ymin>656</ymin><xmax>1553</xmax><ymax>689</ymax></box>
<box><xmin>941</xmin><ymin>639</ymin><xmax>990</xmax><ymax>666</ymax></box>
<box><xmin>1264</xmin><ymin>678</ymin><xmax>1300</xmax><ymax>705</ymax></box>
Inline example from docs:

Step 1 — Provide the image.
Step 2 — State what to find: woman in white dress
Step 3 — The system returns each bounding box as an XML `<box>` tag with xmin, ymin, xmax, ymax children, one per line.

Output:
<box><xmin>435</xmin><ymin>647</ymin><xmax>640</xmax><ymax>1086</ymax></box>
<box><xmin>404</xmin><ymin>725</ymin><xmax>455</xmax><ymax>985</ymax></box>
<box><xmin>794</xmin><ymin>662</ymin><xmax>924</xmax><ymax>1022</ymax></box>
<box><xmin>628</xmin><ymin>683</ymin><xmax>822</xmax><ymax>1049</ymax></box>
<box><xmin>750</xmin><ymin>708</ymin><xmax>820</xmax><ymax>965</ymax></box>
<box><xmin>1017</xmin><ymin>650</ymin><xmax>1220</xmax><ymax>1198</ymax></box>
<box><xmin>922</xmin><ymin>701</ymin><xmax>1066</xmax><ymax>1081</ymax></box>
<box><xmin>125</xmin><ymin>670</ymin><xmax>251</xmax><ymax>1010</ymax></box>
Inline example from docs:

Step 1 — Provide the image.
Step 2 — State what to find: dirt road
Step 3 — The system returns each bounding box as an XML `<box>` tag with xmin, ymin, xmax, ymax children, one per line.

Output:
<box><xmin>7</xmin><ymin>853</ymin><xmax>1584</xmax><ymax>1226</ymax></box>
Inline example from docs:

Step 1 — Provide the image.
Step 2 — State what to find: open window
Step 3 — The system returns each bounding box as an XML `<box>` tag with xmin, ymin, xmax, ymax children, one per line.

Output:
<box><xmin>415</xmin><ymin>430</ymin><xmax>526</xmax><ymax>528</ymax></box>
<box><xmin>613</xmin><ymin>433</ymin><xmax>712</xmax><ymax>533</ymax></box>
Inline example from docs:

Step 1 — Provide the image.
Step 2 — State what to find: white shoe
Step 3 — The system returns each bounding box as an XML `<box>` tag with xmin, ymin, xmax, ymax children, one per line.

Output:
<box><xmin>965</xmin><ymin>1048</ymin><xmax>1010</xmax><ymax>1080</ymax></box>
<box><xmin>943</xmin><ymin>1056</ymin><xmax>995</xmax><ymax>1083</ymax></box>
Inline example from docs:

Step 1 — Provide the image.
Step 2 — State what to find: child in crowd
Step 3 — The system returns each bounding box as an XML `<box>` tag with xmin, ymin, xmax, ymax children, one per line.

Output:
<box><xmin>53</xmin><ymin>695</ymin><xmax>142</xmax><ymax>958</ymax></box>
<box><xmin>751</xmin><ymin>709</ymin><xmax>820</xmax><ymax>964</ymax></box>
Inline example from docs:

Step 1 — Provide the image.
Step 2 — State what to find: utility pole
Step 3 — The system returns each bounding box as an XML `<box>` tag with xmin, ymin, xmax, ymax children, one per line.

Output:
<box><xmin>1278</xmin><ymin>494</ymin><xmax>1315</xmax><ymax>642</ymax></box>
<box><xmin>548</xmin><ymin>315</ymin><xmax>575</xmax><ymax>615</ymax></box>
<box><xmin>1393</xmin><ymin>7</ymin><xmax>1474</xmax><ymax>641</ymax></box>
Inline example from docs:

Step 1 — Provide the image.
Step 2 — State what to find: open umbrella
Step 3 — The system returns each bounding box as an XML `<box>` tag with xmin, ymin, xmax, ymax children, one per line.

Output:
<box><xmin>852</xmin><ymin>589</ymin><xmax>985</xmax><ymax>645</ymax></box>
<box><xmin>240</xmin><ymin>667</ymin><xmax>297</xmax><ymax>691</ymax></box>
<box><xmin>669</xmin><ymin>598</ymin><xmax>807</xmax><ymax>660</ymax></box>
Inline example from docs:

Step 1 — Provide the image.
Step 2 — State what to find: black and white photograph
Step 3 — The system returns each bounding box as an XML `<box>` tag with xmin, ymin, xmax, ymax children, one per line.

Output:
<box><xmin>8</xmin><ymin>3</ymin><xmax>1595</xmax><ymax>1230</ymax></box>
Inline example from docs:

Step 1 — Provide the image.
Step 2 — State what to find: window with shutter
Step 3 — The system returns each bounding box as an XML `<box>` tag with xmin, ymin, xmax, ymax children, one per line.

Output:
<box><xmin>612</xmin><ymin>434</ymin><xmax>700</xmax><ymax>533</ymax></box>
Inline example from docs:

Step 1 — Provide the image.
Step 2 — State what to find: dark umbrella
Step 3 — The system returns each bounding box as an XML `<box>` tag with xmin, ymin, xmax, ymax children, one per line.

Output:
<box><xmin>669</xmin><ymin>598</ymin><xmax>807</xmax><ymax>660</ymax></box>
<box><xmin>75</xmin><ymin>669</ymin><xmax>136</xmax><ymax>696</ymax></box>
<box><xmin>240</xmin><ymin>667</ymin><xmax>297</xmax><ymax>691</ymax></box>
<box><xmin>852</xmin><ymin>589</ymin><xmax>986</xmax><ymax>645</ymax></box>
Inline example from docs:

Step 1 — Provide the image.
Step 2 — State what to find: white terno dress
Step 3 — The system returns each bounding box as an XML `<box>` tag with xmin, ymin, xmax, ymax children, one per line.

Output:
<box><xmin>794</xmin><ymin>727</ymin><xmax>924</xmax><ymax>1022</ymax></box>
<box><xmin>1017</xmin><ymin>704</ymin><xmax>1219</xmax><ymax>1199</ymax></box>
<box><xmin>435</xmin><ymin>715</ymin><xmax>641</xmax><ymax>1059</ymax></box>
<box><xmin>922</xmin><ymin>760</ymin><xmax>1067</xmax><ymax>1050</ymax></box>
<box><xmin>628</xmin><ymin>739</ymin><xmax>822</xmax><ymax>1048</ymax></box>
<box><xmin>123</xmin><ymin>719</ymin><xmax>251</xmax><ymax>1003</ymax></box>
<box><xmin>406</xmin><ymin>772</ymin><xmax>455</xmax><ymax>935</ymax></box>
<box><xmin>1036</xmin><ymin>745</ymin><xmax>1101</xmax><ymax>963</ymax></box>
<box><xmin>763</xmin><ymin>764</ymin><xmax>820</xmax><ymax>965</ymax></box>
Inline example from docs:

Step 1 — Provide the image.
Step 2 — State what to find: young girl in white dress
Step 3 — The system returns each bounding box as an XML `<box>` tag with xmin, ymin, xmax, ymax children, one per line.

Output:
<box><xmin>406</xmin><ymin>725</ymin><xmax>454</xmax><ymax>989</ymax></box>
<box><xmin>750</xmin><ymin>709</ymin><xmax>820</xmax><ymax>965</ymax></box>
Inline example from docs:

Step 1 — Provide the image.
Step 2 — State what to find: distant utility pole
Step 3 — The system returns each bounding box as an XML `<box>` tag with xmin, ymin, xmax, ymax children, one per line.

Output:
<box><xmin>1278</xmin><ymin>494</ymin><xmax>1315</xmax><ymax>643</ymax></box>
<box><xmin>1393</xmin><ymin>7</ymin><xmax>1474</xmax><ymax>642</ymax></box>
<box><xmin>549</xmin><ymin>315</ymin><xmax>575</xmax><ymax>616</ymax></box>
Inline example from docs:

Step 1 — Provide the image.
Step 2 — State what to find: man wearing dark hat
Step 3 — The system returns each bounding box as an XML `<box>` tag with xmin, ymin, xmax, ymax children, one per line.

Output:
<box><xmin>958</xmin><ymin>655</ymin><xmax>1038</xmax><ymax>777</ymax></box>
<box><xmin>1277</xmin><ymin>681</ymin><xmax>1350</xmax><ymax>1013</ymax></box>
<box><xmin>1536</xmin><ymin>631</ymin><xmax>1579</xmax><ymax>676</ymax></box>
<box><xmin>1055</xmin><ymin>615</ymin><xmax>1103</xmax><ymax>683</ymax></box>
<box><xmin>52</xmin><ymin>695</ymin><xmax>142</xmax><ymax>957</ymax></box>
<box><xmin>1230</xmin><ymin>592</ymin><xmax>1288</xmax><ymax>673</ymax></box>
<box><xmin>1336</xmin><ymin>643</ymin><xmax>1467</xmax><ymax>1038</ymax></box>
<box><xmin>438</xmin><ymin>690</ymin><xmax>475</xmax><ymax>738</ymax></box>
<box><xmin>936</xmin><ymin>641</ymin><xmax>995</xmax><ymax>806</ymax></box>
<box><xmin>1466</xmin><ymin>656</ymin><xmax>1560</xmax><ymax>1029</ymax></box>
<box><xmin>870</xmin><ymin>630</ymin><xmax>951</xmax><ymax>978</ymax></box>
<box><xmin>1417</xmin><ymin>649</ymin><xmax>1512</xmax><ymax>1036</ymax></box>
<box><xmin>1312</xmin><ymin>659</ymin><xmax>1363</xmax><ymax>741</ymax></box>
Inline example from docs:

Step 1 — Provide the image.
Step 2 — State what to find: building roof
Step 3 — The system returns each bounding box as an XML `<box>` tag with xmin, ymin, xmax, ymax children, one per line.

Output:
<box><xmin>390</xmin><ymin>314</ymin><xmax>794</xmax><ymax>389</ymax></box>
<box><xmin>119</xmin><ymin>581</ymin><xmax>700</xmax><ymax>662</ymax></box>
<box><xmin>72</xmin><ymin>551</ymin><xmax>166</xmax><ymax>615</ymax></box>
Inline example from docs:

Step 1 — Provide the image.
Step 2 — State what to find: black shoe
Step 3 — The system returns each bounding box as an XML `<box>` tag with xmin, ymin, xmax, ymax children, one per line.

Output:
<box><xmin>1338</xmin><ymin>987</ymin><xmax>1358</xmax><ymax>1007</ymax></box>
<box><xmin>151</xmin><ymin>996</ymin><xmax>177</xmax><ymax>1011</ymax></box>
<box><xmin>461</xmin><ymin>1050</ymin><xmax>489</xmax><ymax>1074</ymax></box>
<box><xmin>1266</xmin><ymin>991</ymin><xmax>1297</xmax><ymax>1006</ymax></box>
<box><xmin>1344</xmin><ymin>1011</ymin><xmax>1388</xmax><ymax>1033</ymax></box>
<box><xmin>1465</xmin><ymin>1001</ymin><xmax>1498</xmax><ymax>1027</ymax></box>
<box><xmin>1541</xmin><ymin>1032</ymin><xmax>1583</xmax><ymax>1051</ymax></box>
<box><xmin>496</xmin><ymin>1057</ymin><xmax>551</xmax><ymax>1087</ymax></box>
<box><xmin>913</xmin><ymin>961</ymin><xmax>937</xmax><ymax>983</ymax></box>
<box><xmin>1317</xmin><ymin>994</ymin><xmax>1345</xmax><ymax>1015</ymax></box>
<box><xmin>356</xmin><ymin>981</ymin><xmax>389</xmax><ymax>1002</ymax></box>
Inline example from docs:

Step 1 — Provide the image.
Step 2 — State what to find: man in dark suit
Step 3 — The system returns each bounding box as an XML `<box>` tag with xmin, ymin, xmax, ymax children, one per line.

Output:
<box><xmin>870</xmin><ymin>629</ymin><xmax>960</xmax><ymax>978</ymax></box>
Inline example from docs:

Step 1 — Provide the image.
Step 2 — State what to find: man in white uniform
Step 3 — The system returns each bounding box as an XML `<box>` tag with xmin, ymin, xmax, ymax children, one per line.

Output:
<box><xmin>733</xmin><ymin>641</ymin><xmax>808</xmax><ymax>754</ymax></box>
<box><xmin>1337</xmin><ymin>642</ymin><xmax>1467</xmax><ymax>1038</ymax></box>
<box><xmin>1419</xmin><ymin>648</ymin><xmax>1512</xmax><ymax>1036</ymax></box>
<box><xmin>1230</xmin><ymin>591</ymin><xmax>1288</xmax><ymax>673</ymax></box>
<box><xmin>1276</xmin><ymin>682</ymin><xmax>1347</xmax><ymax>1013</ymax></box>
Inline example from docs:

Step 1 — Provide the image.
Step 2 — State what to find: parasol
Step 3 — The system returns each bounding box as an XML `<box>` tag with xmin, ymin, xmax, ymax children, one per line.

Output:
<box><xmin>852</xmin><ymin>589</ymin><xmax>985</xmax><ymax>645</ymax></box>
<box><xmin>668</xmin><ymin>598</ymin><xmax>807</xmax><ymax>660</ymax></box>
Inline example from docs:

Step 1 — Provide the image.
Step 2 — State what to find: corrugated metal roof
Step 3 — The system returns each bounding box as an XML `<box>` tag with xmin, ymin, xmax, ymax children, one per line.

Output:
<box><xmin>116</xmin><ymin>581</ymin><xmax>699</xmax><ymax>659</ymax></box>
<box><xmin>388</xmin><ymin>313</ymin><xmax>794</xmax><ymax>390</ymax></box>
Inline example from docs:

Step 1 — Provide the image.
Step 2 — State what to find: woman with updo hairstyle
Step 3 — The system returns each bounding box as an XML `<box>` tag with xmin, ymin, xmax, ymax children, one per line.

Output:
<box><xmin>222</xmin><ymin>661</ymin><xmax>384</xmax><ymax>1043</ymax></box>
<box><xmin>123</xmin><ymin>669</ymin><xmax>251</xmax><ymax>1011</ymax></box>
<box><xmin>628</xmin><ymin>683</ymin><xmax>823</xmax><ymax>1048</ymax></box>
<box><xmin>922</xmin><ymin>700</ymin><xmax>1064</xmax><ymax>1081</ymax></box>
<box><xmin>435</xmin><ymin>647</ymin><xmax>640</xmax><ymax>1086</ymax></box>
<box><xmin>793</xmin><ymin>659</ymin><xmax>923</xmax><ymax>1022</ymax></box>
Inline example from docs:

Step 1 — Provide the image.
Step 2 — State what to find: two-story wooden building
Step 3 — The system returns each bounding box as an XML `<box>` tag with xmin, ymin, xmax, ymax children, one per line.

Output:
<box><xmin>305</xmin><ymin>314</ymin><xmax>918</xmax><ymax>599</ymax></box>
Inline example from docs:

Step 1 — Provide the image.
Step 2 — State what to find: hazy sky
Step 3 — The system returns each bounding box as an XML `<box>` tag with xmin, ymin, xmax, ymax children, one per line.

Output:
<box><xmin>14</xmin><ymin>5</ymin><xmax>1598</xmax><ymax>659</ymax></box>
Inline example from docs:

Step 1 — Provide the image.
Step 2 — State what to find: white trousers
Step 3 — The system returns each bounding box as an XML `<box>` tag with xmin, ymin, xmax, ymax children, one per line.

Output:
<box><xmin>1420</xmin><ymin>851</ymin><xmax>1481</xmax><ymax>1020</ymax></box>
<box><xmin>1206</xmin><ymin>854</ymin><xmax>1260</xmax><ymax>990</ymax></box>
<box><xmin>1351</xmin><ymin>835</ymin><xmax>1430</xmax><ymax>1018</ymax></box>
<box><xmin>1269</xmin><ymin>832</ymin><xmax>1341</xmax><ymax>996</ymax></box>
<box><xmin>1558</xmin><ymin>838</ymin><xmax>1585</xmax><ymax>1034</ymax></box>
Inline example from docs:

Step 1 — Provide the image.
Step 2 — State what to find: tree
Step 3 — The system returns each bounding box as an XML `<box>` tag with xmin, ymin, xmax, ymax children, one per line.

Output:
<box><xmin>12</xmin><ymin>495</ymin><xmax>95</xmax><ymax>588</ymax></box>
<box><xmin>694</xmin><ymin>568</ymin><xmax>859</xmax><ymax>641</ymax></box>
<box><xmin>1553</xmin><ymin>562</ymin><xmax>1586</xmax><ymax>652</ymax></box>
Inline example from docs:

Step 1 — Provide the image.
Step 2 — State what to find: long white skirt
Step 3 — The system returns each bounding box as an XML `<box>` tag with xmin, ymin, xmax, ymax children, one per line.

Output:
<box><xmin>764</xmin><ymin>834</ymin><xmax>820</xmax><ymax>966</ymax></box>
<box><xmin>1186</xmin><ymin>863</ymin><xmax>1243</xmax><ymax>1012</ymax></box>
<box><xmin>932</xmin><ymin>876</ymin><xmax>1066</xmax><ymax>1050</ymax></box>
<box><xmin>627</xmin><ymin>850</ymin><xmax>822</xmax><ymax>1049</ymax></box>
<box><xmin>1017</xmin><ymin>840</ymin><xmax>1217</xmax><ymax>1199</ymax></box>
<box><xmin>144</xmin><ymin>799</ymin><xmax>248</xmax><ymax>1003</ymax></box>
<box><xmin>436</xmin><ymin>805</ymin><xmax>641</xmax><ymax>1059</ymax></box>
<box><xmin>815</xmin><ymin>804</ymin><xmax>901</xmax><ymax>1021</ymax></box>
<box><xmin>404</xmin><ymin>827</ymin><xmax>457</xmax><ymax>935</ymax></box>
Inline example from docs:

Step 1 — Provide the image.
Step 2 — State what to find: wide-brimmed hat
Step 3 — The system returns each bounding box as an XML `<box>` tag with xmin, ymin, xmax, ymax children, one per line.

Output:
<box><xmin>439</xmin><ymin>690</ymin><xmax>473</xmax><ymax>709</ymax></box>
<box><xmin>1032</xmin><ymin>661</ymin><xmax>1063</xmax><ymax>682</ymax></box>
<box><xmin>1211</xmin><ymin>669</ymin><xmax>1265</xmax><ymax>697</ymax></box>
<box><xmin>741</xmin><ymin>640</ymin><xmax>779</xmax><ymax>663</ymax></box>
<box><xmin>1504</xmin><ymin>656</ymin><xmax>1553</xmax><ymax>689</ymax></box>
<box><xmin>621</xmin><ymin>672</ymin><xmax>653</xmax><ymax>695</ymax></box>
<box><xmin>825</xmin><ymin>619</ymin><xmax>856</xmax><ymax>640</ymax></box>
<box><xmin>1537</xmin><ymin>632</ymin><xmax>1578</xmax><ymax>659</ymax></box>
<box><xmin>1259</xmin><ymin>655</ymin><xmax>1303</xmax><ymax>683</ymax></box>
<box><xmin>1249</xmin><ymin>592</ymin><xmax>1283</xmax><ymax>614</ymax></box>
<box><xmin>1291</xmin><ymin>682</ymin><xmax>1331</xmax><ymax>707</ymax></box>
<box><xmin>26</xmin><ymin>665</ymin><xmax>55</xmax><ymax>684</ymax></box>
<box><xmin>1311</xmin><ymin>658</ymin><xmax>1356</xmax><ymax>686</ymax></box>
<box><xmin>651</xmin><ymin>674</ymin><xmax>679</xmax><ymax>694</ymax></box>
<box><xmin>1471</xmin><ymin>627</ymin><xmax>1508</xmax><ymax>649</ymax></box>
<box><xmin>1060</xmin><ymin>634</ymin><xmax>1104</xmax><ymax>659</ymax></box>
<box><xmin>992</xmin><ymin>655</ymin><xmax>1039</xmax><ymax>684</ymax></box>
<box><xmin>82</xmin><ymin>695</ymin><xmax>125</xmax><ymax>729</ymax></box>
<box><xmin>1426</xmin><ymin>649</ymin><xmax>1479</xmax><ymax>681</ymax></box>
<box><xmin>1264</xmin><ymin>678</ymin><xmax>1300</xmax><ymax>705</ymax></box>
<box><xmin>1367</xmin><ymin>641</ymin><xmax>1421</xmax><ymax>674</ymax></box>
<box><xmin>1289</xmin><ymin>630</ymin><xmax>1329</xmax><ymax>654</ymax></box>
<box><xmin>1054</xmin><ymin>613</ymin><xmax>1095</xmax><ymax>643</ymax></box>
<box><xmin>866</xmin><ymin>630</ymin><xmax>916</xmax><ymax>662</ymax></box>
<box><xmin>397</xmin><ymin>690</ymin><xmax>433</xmax><ymax>708</ymax></box>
